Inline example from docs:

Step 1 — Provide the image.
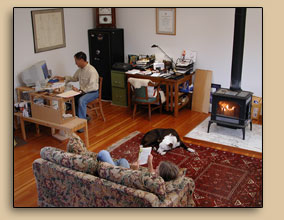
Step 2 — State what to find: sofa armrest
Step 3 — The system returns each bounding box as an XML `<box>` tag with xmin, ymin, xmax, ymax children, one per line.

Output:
<box><xmin>160</xmin><ymin>177</ymin><xmax>195</xmax><ymax>207</ymax></box>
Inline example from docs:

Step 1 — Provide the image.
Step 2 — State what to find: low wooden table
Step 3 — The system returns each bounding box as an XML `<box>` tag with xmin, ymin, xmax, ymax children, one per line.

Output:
<box><xmin>14</xmin><ymin>112</ymin><xmax>89</xmax><ymax>148</ymax></box>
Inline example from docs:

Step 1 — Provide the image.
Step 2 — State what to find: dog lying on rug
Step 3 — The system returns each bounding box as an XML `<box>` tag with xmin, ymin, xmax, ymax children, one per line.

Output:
<box><xmin>140</xmin><ymin>128</ymin><xmax>195</xmax><ymax>155</ymax></box>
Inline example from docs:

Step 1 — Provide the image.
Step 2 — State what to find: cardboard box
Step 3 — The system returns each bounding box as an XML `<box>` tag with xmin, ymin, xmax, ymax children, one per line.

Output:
<box><xmin>251</xmin><ymin>96</ymin><xmax>262</xmax><ymax>120</ymax></box>
<box><xmin>30</xmin><ymin>93</ymin><xmax>74</xmax><ymax>124</ymax></box>
<box><xmin>192</xmin><ymin>69</ymin><xmax>213</xmax><ymax>113</ymax></box>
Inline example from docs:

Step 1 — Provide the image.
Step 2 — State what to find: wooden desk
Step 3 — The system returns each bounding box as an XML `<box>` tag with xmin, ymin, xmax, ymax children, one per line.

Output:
<box><xmin>14</xmin><ymin>112</ymin><xmax>89</xmax><ymax>148</ymax></box>
<box><xmin>126</xmin><ymin>73</ymin><xmax>194</xmax><ymax>117</ymax></box>
<box><xmin>14</xmin><ymin>87</ymin><xmax>88</xmax><ymax>146</ymax></box>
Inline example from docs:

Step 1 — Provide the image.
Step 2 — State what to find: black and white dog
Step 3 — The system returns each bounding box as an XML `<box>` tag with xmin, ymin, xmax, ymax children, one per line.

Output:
<box><xmin>140</xmin><ymin>128</ymin><xmax>195</xmax><ymax>155</ymax></box>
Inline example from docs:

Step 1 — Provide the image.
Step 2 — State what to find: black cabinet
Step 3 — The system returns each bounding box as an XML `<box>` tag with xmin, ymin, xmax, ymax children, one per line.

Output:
<box><xmin>88</xmin><ymin>28</ymin><xmax>124</xmax><ymax>100</ymax></box>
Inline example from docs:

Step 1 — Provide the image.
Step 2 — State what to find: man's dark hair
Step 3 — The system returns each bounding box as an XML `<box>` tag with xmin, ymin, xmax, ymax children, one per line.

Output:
<box><xmin>74</xmin><ymin>51</ymin><xmax>87</xmax><ymax>62</ymax></box>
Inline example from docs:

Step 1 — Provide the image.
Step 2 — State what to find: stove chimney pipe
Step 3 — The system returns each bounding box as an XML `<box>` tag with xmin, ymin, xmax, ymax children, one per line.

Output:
<box><xmin>230</xmin><ymin>8</ymin><xmax>246</xmax><ymax>91</ymax></box>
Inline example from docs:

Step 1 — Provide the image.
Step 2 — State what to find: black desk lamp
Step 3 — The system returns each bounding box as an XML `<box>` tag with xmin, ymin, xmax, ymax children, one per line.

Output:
<box><xmin>151</xmin><ymin>44</ymin><xmax>176</xmax><ymax>71</ymax></box>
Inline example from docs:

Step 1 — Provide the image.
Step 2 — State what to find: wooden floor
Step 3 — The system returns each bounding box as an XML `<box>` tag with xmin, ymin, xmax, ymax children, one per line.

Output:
<box><xmin>13</xmin><ymin>101</ymin><xmax>262</xmax><ymax>207</ymax></box>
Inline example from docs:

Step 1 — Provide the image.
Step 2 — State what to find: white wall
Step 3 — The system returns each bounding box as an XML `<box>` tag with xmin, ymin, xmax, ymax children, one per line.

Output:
<box><xmin>14</xmin><ymin>8</ymin><xmax>262</xmax><ymax>99</ymax></box>
<box><xmin>116</xmin><ymin>8</ymin><xmax>262</xmax><ymax>97</ymax></box>
<box><xmin>14</xmin><ymin>8</ymin><xmax>94</xmax><ymax>99</ymax></box>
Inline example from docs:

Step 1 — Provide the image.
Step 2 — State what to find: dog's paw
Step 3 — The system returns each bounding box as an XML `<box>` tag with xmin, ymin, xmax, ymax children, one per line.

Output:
<box><xmin>187</xmin><ymin>148</ymin><xmax>195</xmax><ymax>153</ymax></box>
<box><xmin>160</xmin><ymin>152</ymin><xmax>166</xmax><ymax>155</ymax></box>
<box><xmin>153</xmin><ymin>147</ymin><xmax>157</xmax><ymax>151</ymax></box>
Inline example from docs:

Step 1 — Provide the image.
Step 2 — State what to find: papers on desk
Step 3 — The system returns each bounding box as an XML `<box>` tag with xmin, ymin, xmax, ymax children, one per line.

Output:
<box><xmin>50</xmin><ymin>82</ymin><xmax>66</xmax><ymax>89</ymax></box>
<box><xmin>150</xmin><ymin>73</ymin><xmax>161</xmax><ymax>77</ymax></box>
<box><xmin>126</xmin><ymin>69</ymin><xmax>141</xmax><ymax>74</ymax></box>
<box><xmin>56</xmin><ymin>90</ymin><xmax>81</xmax><ymax>98</ymax></box>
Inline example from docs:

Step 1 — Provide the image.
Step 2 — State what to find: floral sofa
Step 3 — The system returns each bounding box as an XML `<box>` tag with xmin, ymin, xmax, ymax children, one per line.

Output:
<box><xmin>32</xmin><ymin>134</ymin><xmax>195</xmax><ymax>207</ymax></box>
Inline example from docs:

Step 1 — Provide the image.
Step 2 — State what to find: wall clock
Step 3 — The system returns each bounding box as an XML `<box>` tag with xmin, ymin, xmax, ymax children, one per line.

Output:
<box><xmin>96</xmin><ymin>8</ymin><xmax>116</xmax><ymax>28</ymax></box>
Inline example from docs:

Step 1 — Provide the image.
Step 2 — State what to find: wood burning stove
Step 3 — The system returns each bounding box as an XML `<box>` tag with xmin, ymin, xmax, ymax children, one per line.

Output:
<box><xmin>208</xmin><ymin>8</ymin><xmax>253</xmax><ymax>140</ymax></box>
<box><xmin>208</xmin><ymin>88</ymin><xmax>252</xmax><ymax>140</ymax></box>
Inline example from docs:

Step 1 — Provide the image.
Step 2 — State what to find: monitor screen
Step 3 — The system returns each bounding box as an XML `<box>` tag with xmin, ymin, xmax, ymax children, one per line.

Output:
<box><xmin>41</xmin><ymin>63</ymin><xmax>49</xmax><ymax>79</ymax></box>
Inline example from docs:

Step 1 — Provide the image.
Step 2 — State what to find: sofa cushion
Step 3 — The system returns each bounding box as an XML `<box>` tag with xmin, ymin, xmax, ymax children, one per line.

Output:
<box><xmin>66</xmin><ymin>133</ymin><xmax>97</xmax><ymax>159</ymax></box>
<box><xmin>66</xmin><ymin>133</ymin><xmax>87</xmax><ymax>154</ymax></box>
<box><xmin>40</xmin><ymin>147</ymin><xmax>98</xmax><ymax>175</ymax></box>
<box><xmin>97</xmin><ymin>162</ymin><xmax>166</xmax><ymax>200</ymax></box>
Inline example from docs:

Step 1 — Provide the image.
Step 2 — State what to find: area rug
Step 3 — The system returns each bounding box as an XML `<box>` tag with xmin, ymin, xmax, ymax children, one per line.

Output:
<box><xmin>108</xmin><ymin>131</ymin><xmax>263</xmax><ymax>207</ymax></box>
<box><xmin>185</xmin><ymin>117</ymin><xmax>262</xmax><ymax>153</ymax></box>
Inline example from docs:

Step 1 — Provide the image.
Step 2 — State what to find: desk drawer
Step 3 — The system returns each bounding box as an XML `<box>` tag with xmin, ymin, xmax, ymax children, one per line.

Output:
<box><xmin>112</xmin><ymin>87</ymin><xmax>127</xmax><ymax>106</ymax></box>
<box><xmin>111</xmin><ymin>71</ymin><xmax>125</xmax><ymax>88</ymax></box>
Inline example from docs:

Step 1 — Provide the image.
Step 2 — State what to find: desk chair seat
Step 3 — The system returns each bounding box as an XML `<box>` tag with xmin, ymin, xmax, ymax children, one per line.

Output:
<box><xmin>129</xmin><ymin>78</ymin><xmax>162</xmax><ymax>121</ymax></box>
<box><xmin>87</xmin><ymin>77</ymin><xmax>106</xmax><ymax>122</ymax></box>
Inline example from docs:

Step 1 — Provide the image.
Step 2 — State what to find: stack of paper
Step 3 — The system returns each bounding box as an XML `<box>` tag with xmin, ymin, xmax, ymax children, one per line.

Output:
<box><xmin>126</xmin><ymin>69</ymin><xmax>141</xmax><ymax>74</ymax></box>
<box><xmin>56</xmin><ymin>90</ymin><xmax>81</xmax><ymax>98</ymax></box>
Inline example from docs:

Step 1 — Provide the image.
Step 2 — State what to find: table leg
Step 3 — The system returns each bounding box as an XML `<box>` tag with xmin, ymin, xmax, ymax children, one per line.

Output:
<box><xmin>19</xmin><ymin>117</ymin><xmax>27</xmax><ymax>141</ymax></box>
<box><xmin>71</xmin><ymin>97</ymin><xmax>76</xmax><ymax>117</ymax></box>
<box><xmin>170</xmin><ymin>84</ymin><xmax>173</xmax><ymax>112</ymax></box>
<box><xmin>14</xmin><ymin>115</ymin><xmax>18</xmax><ymax>129</ymax></box>
<box><xmin>127</xmin><ymin>81</ymin><xmax>131</xmax><ymax>109</ymax></box>
<box><xmin>166</xmin><ymin>83</ymin><xmax>169</xmax><ymax>111</ymax></box>
<box><xmin>51</xmin><ymin>128</ymin><xmax>56</xmax><ymax>135</ymax></box>
<box><xmin>84</xmin><ymin>121</ymin><xmax>89</xmax><ymax>148</ymax></box>
<box><xmin>35</xmin><ymin>124</ymin><xmax>40</xmax><ymax>135</ymax></box>
<box><xmin>174</xmin><ymin>82</ymin><xmax>179</xmax><ymax>117</ymax></box>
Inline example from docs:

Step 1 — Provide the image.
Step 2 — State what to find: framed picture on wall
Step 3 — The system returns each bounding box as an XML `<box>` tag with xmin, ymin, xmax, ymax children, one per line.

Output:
<box><xmin>156</xmin><ymin>8</ymin><xmax>176</xmax><ymax>35</ymax></box>
<box><xmin>31</xmin><ymin>8</ymin><xmax>66</xmax><ymax>53</ymax></box>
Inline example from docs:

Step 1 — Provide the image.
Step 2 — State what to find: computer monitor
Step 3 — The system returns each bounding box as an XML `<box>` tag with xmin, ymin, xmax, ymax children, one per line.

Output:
<box><xmin>21</xmin><ymin>60</ymin><xmax>49</xmax><ymax>87</ymax></box>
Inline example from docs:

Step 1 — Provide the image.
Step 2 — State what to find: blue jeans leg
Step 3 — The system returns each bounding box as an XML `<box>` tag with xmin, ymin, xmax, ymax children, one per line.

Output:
<box><xmin>97</xmin><ymin>150</ymin><xmax>116</xmax><ymax>166</ymax></box>
<box><xmin>97</xmin><ymin>150</ymin><xmax>130</xmax><ymax>168</ymax></box>
<box><xmin>115</xmin><ymin>158</ymin><xmax>130</xmax><ymax>168</ymax></box>
<box><xmin>77</xmin><ymin>91</ymin><xmax>99</xmax><ymax>119</ymax></box>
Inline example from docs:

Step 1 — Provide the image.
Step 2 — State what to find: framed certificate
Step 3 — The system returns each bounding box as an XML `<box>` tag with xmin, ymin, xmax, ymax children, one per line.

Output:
<box><xmin>156</xmin><ymin>8</ymin><xmax>176</xmax><ymax>35</ymax></box>
<box><xmin>31</xmin><ymin>8</ymin><xmax>66</xmax><ymax>53</ymax></box>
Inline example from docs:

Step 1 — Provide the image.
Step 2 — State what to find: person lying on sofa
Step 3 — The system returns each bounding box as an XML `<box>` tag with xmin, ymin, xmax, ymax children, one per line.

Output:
<box><xmin>97</xmin><ymin>150</ymin><xmax>179</xmax><ymax>182</ymax></box>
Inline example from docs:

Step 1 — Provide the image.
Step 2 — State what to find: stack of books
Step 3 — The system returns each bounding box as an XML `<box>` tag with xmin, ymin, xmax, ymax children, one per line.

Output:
<box><xmin>175</xmin><ymin>59</ymin><xmax>194</xmax><ymax>74</ymax></box>
<box><xmin>135</xmin><ymin>58</ymin><xmax>154</xmax><ymax>70</ymax></box>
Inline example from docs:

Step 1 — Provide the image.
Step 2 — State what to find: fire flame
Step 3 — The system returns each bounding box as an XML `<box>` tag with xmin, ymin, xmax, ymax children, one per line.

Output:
<box><xmin>219</xmin><ymin>102</ymin><xmax>236</xmax><ymax>112</ymax></box>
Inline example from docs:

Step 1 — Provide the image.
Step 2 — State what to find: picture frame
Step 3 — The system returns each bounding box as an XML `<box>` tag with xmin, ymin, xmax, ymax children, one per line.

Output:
<box><xmin>31</xmin><ymin>8</ymin><xmax>66</xmax><ymax>53</ymax></box>
<box><xmin>156</xmin><ymin>8</ymin><xmax>176</xmax><ymax>35</ymax></box>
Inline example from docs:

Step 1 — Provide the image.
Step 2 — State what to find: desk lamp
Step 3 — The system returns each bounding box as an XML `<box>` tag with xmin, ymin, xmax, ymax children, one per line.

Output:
<box><xmin>151</xmin><ymin>44</ymin><xmax>176</xmax><ymax>72</ymax></box>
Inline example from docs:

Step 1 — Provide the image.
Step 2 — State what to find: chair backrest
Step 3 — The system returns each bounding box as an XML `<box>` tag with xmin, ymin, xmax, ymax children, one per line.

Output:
<box><xmin>131</xmin><ymin>81</ymin><xmax>160</xmax><ymax>103</ymax></box>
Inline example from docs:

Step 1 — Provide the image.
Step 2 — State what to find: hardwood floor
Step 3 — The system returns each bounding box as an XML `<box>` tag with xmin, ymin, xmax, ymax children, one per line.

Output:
<box><xmin>13</xmin><ymin>101</ymin><xmax>262</xmax><ymax>207</ymax></box>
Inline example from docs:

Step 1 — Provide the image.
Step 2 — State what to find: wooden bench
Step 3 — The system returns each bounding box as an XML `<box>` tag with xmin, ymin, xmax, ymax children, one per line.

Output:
<box><xmin>14</xmin><ymin>112</ymin><xmax>89</xmax><ymax>148</ymax></box>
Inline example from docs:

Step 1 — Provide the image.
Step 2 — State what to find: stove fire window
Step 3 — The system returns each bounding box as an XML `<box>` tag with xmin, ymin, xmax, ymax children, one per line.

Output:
<box><xmin>217</xmin><ymin>101</ymin><xmax>240</xmax><ymax>118</ymax></box>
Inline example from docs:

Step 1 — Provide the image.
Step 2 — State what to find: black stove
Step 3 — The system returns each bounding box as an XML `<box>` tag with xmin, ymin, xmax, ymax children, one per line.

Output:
<box><xmin>208</xmin><ymin>88</ymin><xmax>252</xmax><ymax>140</ymax></box>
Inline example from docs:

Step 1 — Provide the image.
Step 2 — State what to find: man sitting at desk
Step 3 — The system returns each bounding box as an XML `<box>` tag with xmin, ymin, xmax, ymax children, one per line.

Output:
<box><xmin>55</xmin><ymin>51</ymin><xmax>99</xmax><ymax>131</ymax></box>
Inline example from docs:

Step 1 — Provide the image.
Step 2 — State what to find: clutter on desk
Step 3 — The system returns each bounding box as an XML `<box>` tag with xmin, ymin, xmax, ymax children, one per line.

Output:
<box><xmin>175</xmin><ymin>58</ymin><xmax>194</xmax><ymax>74</ymax></box>
<box><xmin>134</xmin><ymin>55</ymin><xmax>155</xmax><ymax>70</ymax></box>
<box><xmin>14</xmin><ymin>101</ymin><xmax>31</xmax><ymax>117</ymax></box>
<box><xmin>56</xmin><ymin>90</ymin><xmax>81</xmax><ymax>98</ymax></box>
<box><xmin>48</xmin><ymin>78</ymin><xmax>59</xmax><ymax>83</ymax></box>
<box><xmin>126</xmin><ymin>69</ymin><xmax>141</xmax><ymax>74</ymax></box>
<box><xmin>153</xmin><ymin>62</ymin><xmax>165</xmax><ymax>71</ymax></box>
<box><xmin>128</xmin><ymin>54</ymin><xmax>139</xmax><ymax>65</ymax></box>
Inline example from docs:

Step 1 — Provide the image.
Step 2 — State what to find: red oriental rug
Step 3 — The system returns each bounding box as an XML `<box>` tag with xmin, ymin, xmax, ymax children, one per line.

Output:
<box><xmin>108</xmin><ymin>131</ymin><xmax>263</xmax><ymax>207</ymax></box>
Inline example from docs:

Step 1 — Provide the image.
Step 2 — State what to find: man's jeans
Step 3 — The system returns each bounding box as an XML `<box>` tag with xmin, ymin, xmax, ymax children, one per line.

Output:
<box><xmin>97</xmin><ymin>150</ymin><xmax>130</xmax><ymax>168</ymax></box>
<box><xmin>74</xmin><ymin>90</ymin><xmax>99</xmax><ymax>119</ymax></box>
